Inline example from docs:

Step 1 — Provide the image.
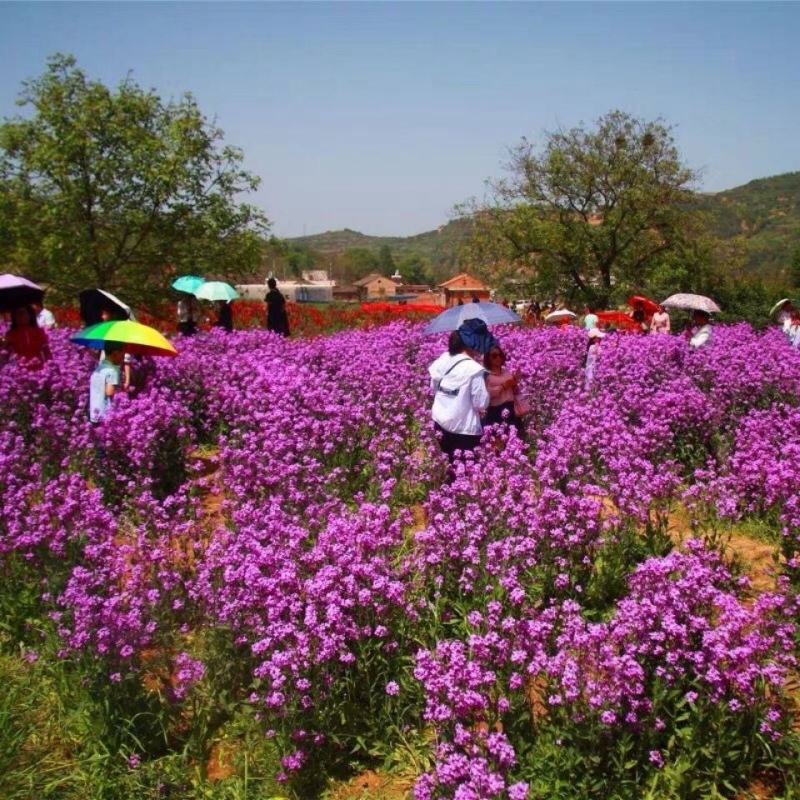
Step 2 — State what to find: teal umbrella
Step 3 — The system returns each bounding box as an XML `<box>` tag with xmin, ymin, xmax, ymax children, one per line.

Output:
<box><xmin>172</xmin><ymin>275</ymin><xmax>206</xmax><ymax>294</ymax></box>
<box><xmin>194</xmin><ymin>281</ymin><xmax>239</xmax><ymax>303</ymax></box>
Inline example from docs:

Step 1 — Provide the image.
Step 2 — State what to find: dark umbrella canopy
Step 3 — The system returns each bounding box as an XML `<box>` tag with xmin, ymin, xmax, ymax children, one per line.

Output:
<box><xmin>0</xmin><ymin>274</ymin><xmax>44</xmax><ymax>313</ymax></box>
<box><xmin>79</xmin><ymin>289</ymin><xmax>133</xmax><ymax>325</ymax></box>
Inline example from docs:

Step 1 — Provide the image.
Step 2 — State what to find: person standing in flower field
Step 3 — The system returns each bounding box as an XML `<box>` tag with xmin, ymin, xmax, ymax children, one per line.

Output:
<box><xmin>97</xmin><ymin>308</ymin><xmax>133</xmax><ymax>391</ymax></box>
<box><xmin>428</xmin><ymin>327</ymin><xmax>490</xmax><ymax>471</ymax></box>
<box><xmin>89</xmin><ymin>343</ymin><xmax>125</xmax><ymax>423</ymax></box>
<box><xmin>785</xmin><ymin>309</ymin><xmax>800</xmax><ymax>348</ymax></box>
<box><xmin>649</xmin><ymin>304</ymin><xmax>671</xmax><ymax>335</ymax></box>
<box><xmin>631</xmin><ymin>300</ymin><xmax>648</xmax><ymax>333</ymax></box>
<box><xmin>3</xmin><ymin>305</ymin><xmax>51</xmax><ymax>367</ymax></box>
<box><xmin>484</xmin><ymin>344</ymin><xmax>526</xmax><ymax>436</ymax></box>
<box><xmin>176</xmin><ymin>294</ymin><xmax>198</xmax><ymax>336</ymax></box>
<box><xmin>582</xmin><ymin>303</ymin><xmax>599</xmax><ymax>331</ymax></box>
<box><xmin>216</xmin><ymin>300</ymin><xmax>233</xmax><ymax>333</ymax></box>
<box><xmin>32</xmin><ymin>300</ymin><xmax>56</xmax><ymax>329</ymax></box>
<box><xmin>584</xmin><ymin>327</ymin><xmax>605</xmax><ymax>390</ymax></box>
<box><xmin>688</xmin><ymin>310</ymin><xmax>713</xmax><ymax>348</ymax></box>
<box><xmin>265</xmin><ymin>277</ymin><xmax>290</xmax><ymax>336</ymax></box>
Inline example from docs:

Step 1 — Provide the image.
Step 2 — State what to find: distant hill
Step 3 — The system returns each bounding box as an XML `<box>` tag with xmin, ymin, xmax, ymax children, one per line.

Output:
<box><xmin>289</xmin><ymin>219</ymin><xmax>473</xmax><ymax>275</ymax></box>
<box><xmin>290</xmin><ymin>172</ymin><xmax>800</xmax><ymax>282</ymax></box>
<box><xmin>700</xmin><ymin>171</ymin><xmax>800</xmax><ymax>280</ymax></box>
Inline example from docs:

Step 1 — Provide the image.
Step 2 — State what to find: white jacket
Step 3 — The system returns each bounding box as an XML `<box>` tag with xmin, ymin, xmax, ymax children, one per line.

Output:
<box><xmin>690</xmin><ymin>324</ymin><xmax>712</xmax><ymax>348</ymax></box>
<box><xmin>428</xmin><ymin>352</ymin><xmax>489</xmax><ymax>436</ymax></box>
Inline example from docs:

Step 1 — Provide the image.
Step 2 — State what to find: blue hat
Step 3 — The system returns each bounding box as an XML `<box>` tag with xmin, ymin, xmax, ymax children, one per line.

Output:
<box><xmin>457</xmin><ymin>318</ymin><xmax>498</xmax><ymax>354</ymax></box>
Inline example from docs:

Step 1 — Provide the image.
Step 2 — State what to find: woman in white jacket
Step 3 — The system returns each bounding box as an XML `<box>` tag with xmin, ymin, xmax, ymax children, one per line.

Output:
<box><xmin>429</xmin><ymin>330</ymin><xmax>490</xmax><ymax>466</ymax></box>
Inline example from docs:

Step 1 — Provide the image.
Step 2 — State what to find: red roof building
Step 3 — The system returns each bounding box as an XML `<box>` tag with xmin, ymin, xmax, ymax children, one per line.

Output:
<box><xmin>438</xmin><ymin>273</ymin><xmax>491</xmax><ymax>307</ymax></box>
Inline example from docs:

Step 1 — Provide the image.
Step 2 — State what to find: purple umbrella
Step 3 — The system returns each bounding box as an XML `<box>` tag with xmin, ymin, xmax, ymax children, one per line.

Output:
<box><xmin>0</xmin><ymin>274</ymin><xmax>44</xmax><ymax>313</ymax></box>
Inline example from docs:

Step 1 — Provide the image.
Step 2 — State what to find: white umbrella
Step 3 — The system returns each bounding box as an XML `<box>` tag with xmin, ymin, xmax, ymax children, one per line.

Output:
<box><xmin>661</xmin><ymin>294</ymin><xmax>721</xmax><ymax>314</ymax></box>
<box><xmin>544</xmin><ymin>309</ymin><xmax>577</xmax><ymax>323</ymax></box>
<box><xmin>770</xmin><ymin>298</ymin><xmax>795</xmax><ymax>317</ymax></box>
<box><xmin>194</xmin><ymin>281</ymin><xmax>239</xmax><ymax>303</ymax></box>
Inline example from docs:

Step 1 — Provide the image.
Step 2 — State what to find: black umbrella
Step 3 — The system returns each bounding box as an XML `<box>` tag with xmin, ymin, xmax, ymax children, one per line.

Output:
<box><xmin>0</xmin><ymin>274</ymin><xmax>44</xmax><ymax>313</ymax></box>
<box><xmin>79</xmin><ymin>289</ymin><xmax>133</xmax><ymax>325</ymax></box>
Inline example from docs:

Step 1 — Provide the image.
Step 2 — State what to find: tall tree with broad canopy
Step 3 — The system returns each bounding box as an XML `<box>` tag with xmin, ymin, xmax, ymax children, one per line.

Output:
<box><xmin>0</xmin><ymin>54</ymin><xmax>269</xmax><ymax>307</ymax></box>
<box><xmin>459</xmin><ymin>111</ymin><xmax>705</xmax><ymax>307</ymax></box>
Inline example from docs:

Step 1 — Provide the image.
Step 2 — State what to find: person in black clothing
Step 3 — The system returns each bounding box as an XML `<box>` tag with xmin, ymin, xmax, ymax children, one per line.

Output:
<box><xmin>216</xmin><ymin>300</ymin><xmax>233</xmax><ymax>333</ymax></box>
<box><xmin>265</xmin><ymin>278</ymin><xmax>290</xmax><ymax>336</ymax></box>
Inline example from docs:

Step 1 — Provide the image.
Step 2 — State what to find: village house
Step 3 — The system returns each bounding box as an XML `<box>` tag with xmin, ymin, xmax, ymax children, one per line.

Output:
<box><xmin>395</xmin><ymin>283</ymin><xmax>444</xmax><ymax>306</ymax></box>
<box><xmin>332</xmin><ymin>283</ymin><xmax>360</xmax><ymax>302</ymax></box>
<box><xmin>353</xmin><ymin>273</ymin><xmax>400</xmax><ymax>300</ymax></box>
<box><xmin>438</xmin><ymin>272</ymin><xmax>492</xmax><ymax>307</ymax></box>
<box><xmin>237</xmin><ymin>269</ymin><xmax>335</xmax><ymax>303</ymax></box>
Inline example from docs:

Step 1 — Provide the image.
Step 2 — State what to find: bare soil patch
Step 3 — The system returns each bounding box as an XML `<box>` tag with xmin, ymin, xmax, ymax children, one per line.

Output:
<box><xmin>325</xmin><ymin>769</ymin><xmax>412</xmax><ymax>800</ymax></box>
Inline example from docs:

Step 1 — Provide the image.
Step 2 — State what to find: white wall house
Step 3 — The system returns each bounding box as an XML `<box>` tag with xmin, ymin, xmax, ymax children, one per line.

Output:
<box><xmin>236</xmin><ymin>270</ymin><xmax>335</xmax><ymax>303</ymax></box>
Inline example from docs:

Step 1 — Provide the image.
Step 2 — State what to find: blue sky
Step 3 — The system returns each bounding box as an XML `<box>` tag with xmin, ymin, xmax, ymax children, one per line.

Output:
<box><xmin>1</xmin><ymin>2</ymin><xmax>799</xmax><ymax>237</ymax></box>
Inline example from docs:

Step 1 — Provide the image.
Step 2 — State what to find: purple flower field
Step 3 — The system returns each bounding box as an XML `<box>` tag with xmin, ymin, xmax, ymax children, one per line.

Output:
<box><xmin>1</xmin><ymin>322</ymin><xmax>799</xmax><ymax>798</ymax></box>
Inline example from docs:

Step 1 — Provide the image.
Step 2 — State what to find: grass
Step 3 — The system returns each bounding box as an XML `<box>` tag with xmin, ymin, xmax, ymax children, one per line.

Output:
<box><xmin>0</xmin><ymin>644</ymin><xmax>285</xmax><ymax>800</ymax></box>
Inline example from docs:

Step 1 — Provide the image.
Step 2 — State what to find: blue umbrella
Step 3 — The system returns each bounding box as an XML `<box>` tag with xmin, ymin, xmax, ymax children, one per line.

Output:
<box><xmin>423</xmin><ymin>302</ymin><xmax>522</xmax><ymax>335</ymax></box>
<box><xmin>171</xmin><ymin>275</ymin><xmax>206</xmax><ymax>294</ymax></box>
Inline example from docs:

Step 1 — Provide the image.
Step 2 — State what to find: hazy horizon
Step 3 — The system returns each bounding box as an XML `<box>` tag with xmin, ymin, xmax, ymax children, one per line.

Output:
<box><xmin>1</xmin><ymin>2</ymin><xmax>799</xmax><ymax>238</ymax></box>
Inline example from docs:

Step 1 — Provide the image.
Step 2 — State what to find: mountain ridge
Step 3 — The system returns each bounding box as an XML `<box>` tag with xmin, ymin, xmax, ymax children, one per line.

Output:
<box><xmin>289</xmin><ymin>171</ymin><xmax>800</xmax><ymax>282</ymax></box>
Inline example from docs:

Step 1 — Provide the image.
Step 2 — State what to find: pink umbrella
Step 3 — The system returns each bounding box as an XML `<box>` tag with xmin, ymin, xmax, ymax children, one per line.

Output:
<box><xmin>0</xmin><ymin>274</ymin><xmax>44</xmax><ymax>313</ymax></box>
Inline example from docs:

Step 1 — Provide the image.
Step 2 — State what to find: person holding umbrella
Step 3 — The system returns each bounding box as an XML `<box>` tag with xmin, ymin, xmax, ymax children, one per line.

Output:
<box><xmin>80</xmin><ymin>289</ymin><xmax>136</xmax><ymax>390</ymax></box>
<box><xmin>171</xmin><ymin>276</ymin><xmax>206</xmax><ymax>336</ymax></box>
<box><xmin>177</xmin><ymin>295</ymin><xmax>198</xmax><ymax>336</ymax></box>
<box><xmin>428</xmin><ymin>321</ymin><xmax>492</xmax><ymax>477</ymax></box>
<box><xmin>661</xmin><ymin>294</ymin><xmax>720</xmax><ymax>348</ymax></box>
<box><xmin>192</xmin><ymin>281</ymin><xmax>238</xmax><ymax>333</ymax></box>
<box><xmin>785</xmin><ymin>309</ymin><xmax>800</xmax><ymax>348</ymax></box>
<box><xmin>89</xmin><ymin>343</ymin><xmax>125</xmax><ymax>423</ymax></box>
<box><xmin>687</xmin><ymin>310</ymin><xmax>713</xmax><ymax>348</ymax></box>
<box><xmin>771</xmin><ymin>299</ymin><xmax>795</xmax><ymax>333</ymax></box>
<box><xmin>3</xmin><ymin>305</ymin><xmax>51</xmax><ymax>367</ymax></box>
<box><xmin>215</xmin><ymin>300</ymin><xmax>233</xmax><ymax>333</ymax></box>
<box><xmin>72</xmin><ymin>318</ymin><xmax>177</xmax><ymax>425</ymax></box>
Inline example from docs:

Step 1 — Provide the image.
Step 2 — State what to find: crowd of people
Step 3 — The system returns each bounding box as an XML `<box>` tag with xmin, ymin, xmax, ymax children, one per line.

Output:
<box><xmin>428</xmin><ymin>318</ymin><xmax>530</xmax><ymax>478</ymax></box>
<box><xmin>426</xmin><ymin>294</ymin><xmax>797</xmax><ymax>473</ymax></box>
<box><xmin>4</xmin><ymin>284</ymin><xmax>798</xmax><ymax>466</ymax></box>
<box><xmin>0</xmin><ymin>279</ymin><xmax>293</xmax><ymax>428</ymax></box>
<box><xmin>175</xmin><ymin>278</ymin><xmax>290</xmax><ymax>337</ymax></box>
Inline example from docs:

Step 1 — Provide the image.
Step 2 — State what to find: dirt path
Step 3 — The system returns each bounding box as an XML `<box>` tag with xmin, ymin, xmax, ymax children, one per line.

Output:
<box><xmin>187</xmin><ymin>446</ymin><xmax>226</xmax><ymax>533</ymax></box>
<box><xmin>668</xmin><ymin>506</ymin><xmax>780</xmax><ymax>594</ymax></box>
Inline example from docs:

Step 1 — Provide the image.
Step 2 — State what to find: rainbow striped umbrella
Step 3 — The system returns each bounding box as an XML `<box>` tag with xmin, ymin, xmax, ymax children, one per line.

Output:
<box><xmin>71</xmin><ymin>320</ymin><xmax>178</xmax><ymax>357</ymax></box>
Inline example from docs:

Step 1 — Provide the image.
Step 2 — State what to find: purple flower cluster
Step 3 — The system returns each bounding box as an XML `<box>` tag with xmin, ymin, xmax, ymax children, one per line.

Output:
<box><xmin>1</xmin><ymin>321</ymin><xmax>799</xmax><ymax>796</ymax></box>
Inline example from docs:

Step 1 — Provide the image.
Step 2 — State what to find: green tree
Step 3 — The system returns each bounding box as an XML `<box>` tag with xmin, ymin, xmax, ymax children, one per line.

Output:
<box><xmin>396</xmin><ymin>254</ymin><xmax>432</xmax><ymax>286</ymax></box>
<box><xmin>337</xmin><ymin>247</ymin><xmax>379</xmax><ymax>282</ymax></box>
<box><xmin>460</xmin><ymin>110</ymin><xmax>704</xmax><ymax>307</ymax></box>
<box><xmin>790</xmin><ymin>247</ymin><xmax>800</xmax><ymax>292</ymax></box>
<box><xmin>377</xmin><ymin>244</ymin><xmax>396</xmax><ymax>276</ymax></box>
<box><xmin>0</xmin><ymin>54</ymin><xmax>269</xmax><ymax>306</ymax></box>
